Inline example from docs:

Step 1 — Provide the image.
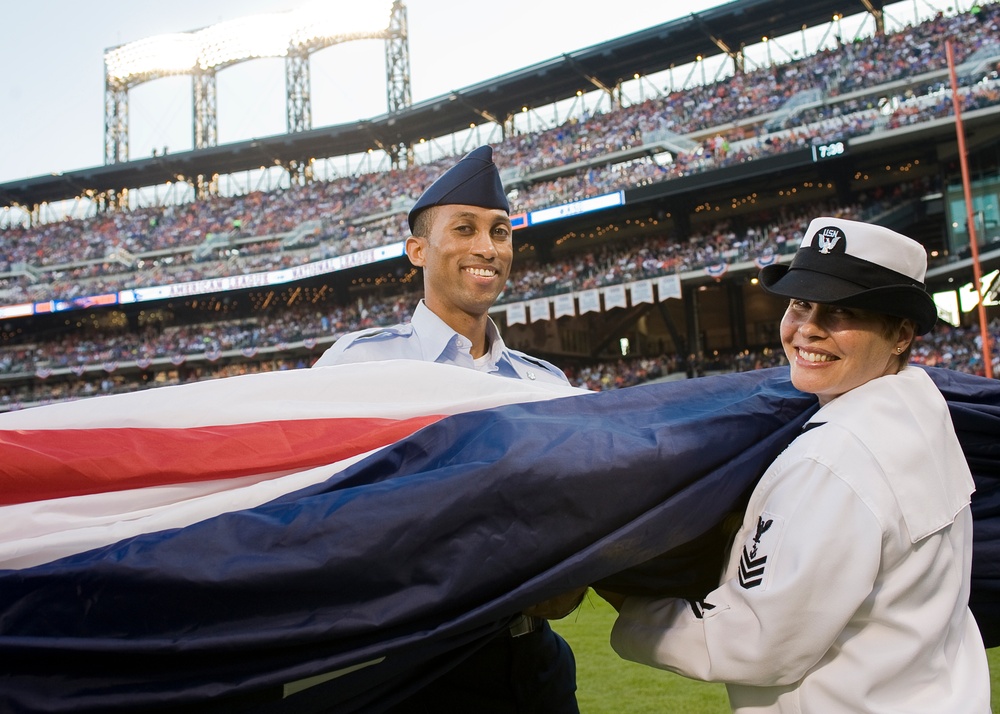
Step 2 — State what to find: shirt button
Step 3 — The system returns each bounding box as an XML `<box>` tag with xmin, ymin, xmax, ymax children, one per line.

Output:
<box><xmin>527</xmin><ymin>371</ymin><xmax>536</xmax><ymax>380</ymax></box>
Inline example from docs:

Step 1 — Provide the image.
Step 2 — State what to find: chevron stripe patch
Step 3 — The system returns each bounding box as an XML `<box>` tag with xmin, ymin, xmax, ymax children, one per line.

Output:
<box><xmin>689</xmin><ymin>599</ymin><xmax>717</xmax><ymax>619</ymax></box>
<box><xmin>739</xmin><ymin>545</ymin><xmax>767</xmax><ymax>588</ymax></box>
<box><xmin>737</xmin><ymin>514</ymin><xmax>777</xmax><ymax>590</ymax></box>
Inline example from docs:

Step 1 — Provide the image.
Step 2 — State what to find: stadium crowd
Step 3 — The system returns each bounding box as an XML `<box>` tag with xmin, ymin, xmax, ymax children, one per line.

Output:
<box><xmin>0</xmin><ymin>184</ymin><xmax>936</xmax><ymax>377</ymax></box>
<box><xmin>2</xmin><ymin>317</ymin><xmax>997</xmax><ymax>411</ymax></box>
<box><xmin>1</xmin><ymin>57</ymin><xmax>992</xmax><ymax>308</ymax></box>
<box><xmin>1</xmin><ymin>3</ymin><xmax>999</xmax><ymax>410</ymax></box>
<box><xmin>2</xmin><ymin>3</ymin><xmax>999</xmax><ymax>306</ymax></box>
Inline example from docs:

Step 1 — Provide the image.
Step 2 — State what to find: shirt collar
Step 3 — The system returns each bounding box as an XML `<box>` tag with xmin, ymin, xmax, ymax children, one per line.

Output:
<box><xmin>483</xmin><ymin>315</ymin><xmax>508</xmax><ymax>370</ymax></box>
<box><xmin>411</xmin><ymin>300</ymin><xmax>508</xmax><ymax>372</ymax></box>
<box><xmin>806</xmin><ymin>367</ymin><xmax>973</xmax><ymax>541</ymax></box>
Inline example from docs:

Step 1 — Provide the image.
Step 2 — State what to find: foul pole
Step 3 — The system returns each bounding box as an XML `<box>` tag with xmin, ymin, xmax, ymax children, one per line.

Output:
<box><xmin>946</xmin><ymin>39</ymin><xmax>994</xmax><ymax>379</ymax></box>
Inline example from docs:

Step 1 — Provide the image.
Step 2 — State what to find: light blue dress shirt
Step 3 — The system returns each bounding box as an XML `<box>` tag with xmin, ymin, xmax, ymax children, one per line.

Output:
<box><xmin>313</xmin><ymin>300</ymin><xmax>570</xmax><ymax>385</ymax></box>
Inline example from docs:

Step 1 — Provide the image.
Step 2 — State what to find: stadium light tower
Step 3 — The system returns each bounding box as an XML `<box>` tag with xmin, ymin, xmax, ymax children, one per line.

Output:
<box><xmin>103</xmin><ymin>32</ymin><xmax>199</xmax><ymax>164</ymax></box>
<box><xmin>103</xmin><ymin>2</ymin><xmax>408</xmax><ymax>175</ymax></box>
<box><xmin>384</xmin><ymin>1</ymin><xmax>413</xmax><ymax>167</ymax></box>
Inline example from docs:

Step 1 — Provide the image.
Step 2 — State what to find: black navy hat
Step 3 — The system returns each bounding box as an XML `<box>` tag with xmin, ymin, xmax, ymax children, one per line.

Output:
<box><xmin>759</xmin><ymin>217</ymin><xmax>938</xmax><ymax>334</ymax></box>
<box><xmin>407</xmin><ymin>145</ymin><xmax>510</xmax><ymax>233</ymax></box>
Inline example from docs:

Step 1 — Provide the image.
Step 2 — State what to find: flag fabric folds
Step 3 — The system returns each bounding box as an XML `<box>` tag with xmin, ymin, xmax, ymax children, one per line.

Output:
<box><xmin>1</xmin><ymin>362</ymin><xmax>998</xmax><ymax>713</ymax></box>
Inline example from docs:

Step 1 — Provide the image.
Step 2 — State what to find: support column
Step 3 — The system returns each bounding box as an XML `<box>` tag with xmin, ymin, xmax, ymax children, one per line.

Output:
<box><xmin>193</xmin><ymin>68</ymin><xmax>218</xmax><ymax>150</ymax></box>
<box><xmin>384</xmin><ymin>0</ymin><xmax>412</xmax><ymax>168</ymax></box>
<box><xmin>683</xmin><ymin>284</ymin><xmax>703</xmax><ymax>377</ymax></box>
<box><xmin>286</xmin><ymin>49</ymin><xmax>311</xmax><ymax>134</ymax></box>
<box><xmin>727</xmin><ymin>281</ymin><xmax>748</xmax><ymax>351</ymax></box>
<box><xmin>104</xmin><ymin>78</ymin><xmax>129</xmax><ymax>164</ymax></box>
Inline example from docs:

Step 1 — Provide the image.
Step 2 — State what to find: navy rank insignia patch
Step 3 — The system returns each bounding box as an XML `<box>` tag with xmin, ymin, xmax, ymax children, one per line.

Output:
<box><xmin>688</xmin><ymin>599</ymin><xmax>717</xmax><ymax>619</ymax></box>
<box><xmin>738</xmin><ymin>515</ymin><xmax>775</xmax><ymax>589</ymax></box>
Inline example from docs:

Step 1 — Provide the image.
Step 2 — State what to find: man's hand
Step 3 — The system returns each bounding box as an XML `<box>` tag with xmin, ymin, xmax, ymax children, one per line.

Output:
<box><xmin>523</xmin><ymin>587</ymin><xmax>589</xmax><ymax>620</ymax></box>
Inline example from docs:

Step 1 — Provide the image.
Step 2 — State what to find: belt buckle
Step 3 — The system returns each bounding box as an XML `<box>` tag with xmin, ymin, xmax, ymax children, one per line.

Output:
<box><xmin>508</xmin><ymin>614</ymin><xmax>539</xmax><ymax>638</ymax></box>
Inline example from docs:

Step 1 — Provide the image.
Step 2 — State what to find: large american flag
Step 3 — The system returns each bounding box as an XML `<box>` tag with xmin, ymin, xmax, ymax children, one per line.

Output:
<box><xmin>1</xmin><ymin>362</ymin><xmax>998</xmax><ymax>712</ymax></box>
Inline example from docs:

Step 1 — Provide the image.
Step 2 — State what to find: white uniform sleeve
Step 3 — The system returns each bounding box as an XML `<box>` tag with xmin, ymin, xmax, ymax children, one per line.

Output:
<box><xmin>611</xmin><ymin>459</ymin><xmax>883</xmax><ymax>686</ymax></box>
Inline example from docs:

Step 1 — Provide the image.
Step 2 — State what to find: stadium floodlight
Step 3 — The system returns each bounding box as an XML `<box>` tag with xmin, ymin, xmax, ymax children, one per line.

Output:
<box><xmin>196</xmin><ymin>15</ymin><xmax>293</xmax><ymax>70</ymax></box>
<box><xmin>104</xmin><ymin>1</ymin><xmax>394</xmax><ymax>83</ymax></box>
<box><xmin>104</xmin><ymin>1</ymin><xmax>404</xmax><ymax>168</ymax></box>
<box><xmin>290</xmin><ymin>1</ymin><xmax>396</xmax><ymax>49</ymax></box>
<box><xmin>105</xmin><ymin>34</ymin><xmax>200</xmax><ymax>83</ymax></box>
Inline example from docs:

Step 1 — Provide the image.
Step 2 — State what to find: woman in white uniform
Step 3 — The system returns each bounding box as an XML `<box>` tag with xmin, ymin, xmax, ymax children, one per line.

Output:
<box><xmin>603</xmin><ymin>217</ymin><xmax>991</xmax><ymax>713</ymax></box>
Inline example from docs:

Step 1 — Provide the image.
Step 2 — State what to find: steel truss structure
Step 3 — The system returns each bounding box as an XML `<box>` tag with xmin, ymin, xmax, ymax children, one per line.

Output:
<box><xmin>103</xmin><ymin>2</ymin><xmax>410</xmax><ymax>180</ymax></box>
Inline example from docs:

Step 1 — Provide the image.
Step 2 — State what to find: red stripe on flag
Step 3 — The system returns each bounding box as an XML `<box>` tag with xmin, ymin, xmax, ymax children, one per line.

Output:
<box><xmin>0</xmin><ymin>415</ymin><xmax>444</xmax><ymax>506</ymax></box>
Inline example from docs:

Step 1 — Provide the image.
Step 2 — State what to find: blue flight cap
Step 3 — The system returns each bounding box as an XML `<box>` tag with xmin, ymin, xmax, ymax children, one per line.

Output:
<box><xmin>407</xmin><ymin>145</ymin><xmax>510</xmax><ymax>233</ymax></box>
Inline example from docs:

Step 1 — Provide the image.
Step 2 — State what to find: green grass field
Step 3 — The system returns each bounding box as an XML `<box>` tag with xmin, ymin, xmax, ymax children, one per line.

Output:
<box><xmin>552</xmin><ymin>593</ymin><xmax>1000</xmax><ymax>713</ymax></box>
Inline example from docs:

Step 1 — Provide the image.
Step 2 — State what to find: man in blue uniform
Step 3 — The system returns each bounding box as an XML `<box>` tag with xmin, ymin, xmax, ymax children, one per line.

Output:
<box><xmin>314</xmin><ymin>146</ymin><xmax>566</xmax><ymax>386</ymax></box>
<box><xmin>313</xmin><ymin>146</ymin><xmax>581</xmax><ymax>712</ymax></box>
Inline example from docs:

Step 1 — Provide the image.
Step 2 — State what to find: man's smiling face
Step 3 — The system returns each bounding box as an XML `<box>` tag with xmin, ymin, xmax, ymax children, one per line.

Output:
<box><xmin>406</xmin><ymin>204</ymin><xmax>513</xmax><ymax>325</ymax></box>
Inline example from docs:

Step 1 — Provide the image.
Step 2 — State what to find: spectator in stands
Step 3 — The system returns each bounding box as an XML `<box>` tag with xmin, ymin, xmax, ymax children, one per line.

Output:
<box><xmin>313</xmin><ymin>146</ymin><xmax>583</xmax><ymax>713</ymax></box>
<box><xmin>5</xmin><ymin>2</ymin><xmax>1000</xmax><ymax>399</ymax></box>
<box><xmin>601</xmin><ymin>217</ymin><xmax>990</xmax><ymax>712</ymax></box>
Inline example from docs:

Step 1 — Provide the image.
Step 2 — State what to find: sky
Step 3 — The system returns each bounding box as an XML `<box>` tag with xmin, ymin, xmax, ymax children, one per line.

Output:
<box><xmin>0</xmin><ymin>0</ymin><xmax>964</xmax><ymax>185</ymax></box>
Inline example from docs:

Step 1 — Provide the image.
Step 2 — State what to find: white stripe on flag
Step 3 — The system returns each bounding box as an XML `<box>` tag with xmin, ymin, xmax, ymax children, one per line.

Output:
<box><xmin>0</xmin><ymin>362</ymin><xmax>584</xmax><ymax>570</ymax></box>
<box><xmin>0</xmin><ymin>360</ymin><xmax>580</xmax><ymax>430</ymax></box>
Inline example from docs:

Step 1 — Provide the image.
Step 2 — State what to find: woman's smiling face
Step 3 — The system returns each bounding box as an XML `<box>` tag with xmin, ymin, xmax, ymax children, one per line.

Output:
<box><xmin>780</xmin><ymin>299</ymin><xmax>914</xmax><ymax>405</ymax></box>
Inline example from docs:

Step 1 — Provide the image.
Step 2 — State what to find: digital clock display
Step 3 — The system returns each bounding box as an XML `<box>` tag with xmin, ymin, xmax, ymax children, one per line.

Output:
<box><xmin>811</xmin><ymin>141</ymin><xmax>846</xmax><ymax>161</ymax></box>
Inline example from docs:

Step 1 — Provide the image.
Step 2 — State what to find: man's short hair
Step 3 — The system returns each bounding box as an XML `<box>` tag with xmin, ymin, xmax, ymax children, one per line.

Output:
<box><xmin>411</xmin><ymin>206</ymin><xmax>435</xmax><ymax>238</ymax></box>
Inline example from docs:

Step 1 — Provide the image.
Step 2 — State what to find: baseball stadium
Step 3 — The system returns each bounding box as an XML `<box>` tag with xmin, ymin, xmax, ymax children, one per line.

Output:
<box><xmin>2</xmin><ymin>0</ymin><xmax>1000</xmax><ymax>711</ymax></box>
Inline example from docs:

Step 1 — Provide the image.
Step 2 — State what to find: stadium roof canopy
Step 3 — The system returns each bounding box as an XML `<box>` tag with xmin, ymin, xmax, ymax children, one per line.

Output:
<box><xmin>0</xmin><ymin>0</ymin><xmax>888</xmax><ymax>209</ymax></box>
